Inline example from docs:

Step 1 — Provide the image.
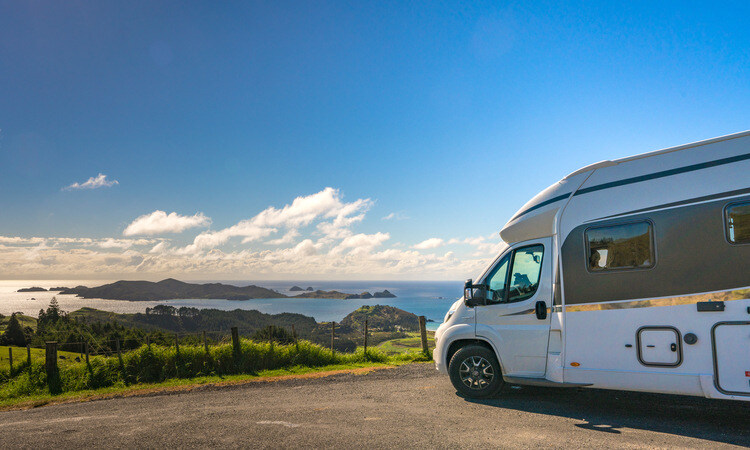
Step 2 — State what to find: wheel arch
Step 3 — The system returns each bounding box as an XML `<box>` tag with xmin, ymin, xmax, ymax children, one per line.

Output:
<box><xmin>447</xmin><ymin>338</ymin><xmax>504</xmax><ymax>373</ymax></box>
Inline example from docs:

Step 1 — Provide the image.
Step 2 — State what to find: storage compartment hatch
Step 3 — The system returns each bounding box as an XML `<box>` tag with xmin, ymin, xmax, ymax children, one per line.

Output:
<box><xmin>712</xmin><ymin>322</ymin><xmax>750</xmax><ymax>396</ymax></box>
<box><xmin>637</xmin><ymin>327</ymin><xmax>681</xmax><ymax>367</ymax></box>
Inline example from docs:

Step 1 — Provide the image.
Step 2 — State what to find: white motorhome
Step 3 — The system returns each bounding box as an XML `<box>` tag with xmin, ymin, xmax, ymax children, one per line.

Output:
<box><xmin>434</xmin><ymin>131</ymin><xmax>750</xmax><ymax>401</ymax></box>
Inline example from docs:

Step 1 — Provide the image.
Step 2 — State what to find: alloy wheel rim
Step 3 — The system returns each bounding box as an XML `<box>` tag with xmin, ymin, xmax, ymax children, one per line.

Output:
<box><xmin>459</xmin><ymin>356</ymin><xmax>494</xmax><ymax>390</ymax></box>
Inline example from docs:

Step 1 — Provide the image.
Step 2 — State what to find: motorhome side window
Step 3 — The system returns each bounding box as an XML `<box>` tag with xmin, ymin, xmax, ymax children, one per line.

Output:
<box><xmin>507</xmin><ymin>245</ymin><xmax>544</xmax><ymax>302</ymax></box>
<box><xmin>483</xmin><ymin>245</ymin><xmax>544</xmax><ymax>303</ymax></box>
<box><xmin>725</xmin><ymin>201</ymin><xmax>750</xmax><ymax>244</ymax></box>
<box><xmin>484</xmin><ymin>254</ymin><xmax>510</xmax><ymax>303</ymax></box>
<box><xmin>586</xmin><ymin>221</ymin><xmax>654</xmax><ymax>272</ymax></box>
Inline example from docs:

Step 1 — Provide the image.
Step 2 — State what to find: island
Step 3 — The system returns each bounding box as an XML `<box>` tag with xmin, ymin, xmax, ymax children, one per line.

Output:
<box><xmin>57</xmin><ymin>278</ymin><xmax>397</xmax><ymax>301</ymax></box>
<box><xmin>373</xmin><ymin>290</ymin><xmax>396</xmax><ymax>298</ymax></box>
<box><xmin>59</xmin><ymin>278</ymin><xmax>286</xmax><ymax>301</ymax></box>
<box><xmin>294</xmin><ymin>290</ymin><xmax>397</xmax><ymax>300</ymax></box>
<box><xmin>48</xmin><ymin>287</ymin><xmax>70</xmax><ymax>291</ymax></box>
<box><xmin>17</xmin><ymin>287</ymin><xmax>47</xmax><ymax>292</ymax></box>
<box><xmin>289</xmin><ymin>286</ymin><xmax>305</xmax><ymax>291</ymax></box>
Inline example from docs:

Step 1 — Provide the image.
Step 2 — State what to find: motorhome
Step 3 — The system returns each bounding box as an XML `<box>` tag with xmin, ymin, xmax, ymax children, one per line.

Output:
<box><xmin>433</xmin><ymin>131</ymin><xmax>750</xmax><ymax>401</ymax></box>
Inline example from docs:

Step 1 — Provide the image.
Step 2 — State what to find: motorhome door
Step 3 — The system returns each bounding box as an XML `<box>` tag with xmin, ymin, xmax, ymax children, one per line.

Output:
<box><xmin>476</xmin><ymin>237</ymin><xmax>552</xmax><ymax>377</ymax></box>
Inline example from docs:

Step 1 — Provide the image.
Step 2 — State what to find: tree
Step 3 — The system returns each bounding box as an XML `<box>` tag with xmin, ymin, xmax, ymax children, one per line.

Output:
<box><xmin>152</xmin><ymin>305</ymin><xmax>176</xmax><ymax>316</ymax></box>
<box><xmin>178</xmin><ymin>307</ymin><xmax>199</xmax><ymax>318</ymax></box>
<box><xmin>46</xmin><ymin>297</ymin><xmax>62</xmax><ymax>322</ymax></box>
<box><xmin>1</xmin><ymin>313</ymin><xmax>27</xmax><ymax>346</ymax></box>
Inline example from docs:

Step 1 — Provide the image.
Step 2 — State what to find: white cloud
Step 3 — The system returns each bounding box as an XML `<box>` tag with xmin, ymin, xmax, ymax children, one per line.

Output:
<box><xmin>64</xmin><ymin>173</ymin><xmax>119</xmax><ymax>190</ymax></box>
<box><xmin>331</xmin><ymin>232</ymin><xmax>390</xmax><ymax>256</ymax></box>
<box><xmin>178</xmin><ymin>187</ymin><xmax>372</xmax><ymax>254</ymax></box>
<box><xmin>381</xmin><ymin>212</ymin><xmax>407</xmax><ymax>221</ymax></box>
<box><xmin>412</xmin><ymin>238</ymin><xmax>445</xmax><ymax>250</ymax></box>
<box><xmin>266</xmin><ymin>229</ymin><xmax>300</xmax><ymax>245</ymax></box>
<box><xmin>149</xmin><ymin>241</ymin><xmax>169</xmax><ymax>254</ymax></box>
<box><xmin>123</xmin><ymin>211</ymin><xmax>211</xmax><ymax>236</ymax></box>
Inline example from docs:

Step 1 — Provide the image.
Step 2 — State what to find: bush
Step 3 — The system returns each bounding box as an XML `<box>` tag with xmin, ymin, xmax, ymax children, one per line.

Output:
<box><xmin>0</xmin><ymin>338</ymin><xmax>421</xmax><ymax>401</ymax></box>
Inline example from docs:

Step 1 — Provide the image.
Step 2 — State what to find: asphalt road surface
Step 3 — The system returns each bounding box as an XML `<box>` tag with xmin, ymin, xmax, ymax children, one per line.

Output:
<box><xmin>2</xmin><ymin>363</ymin><xmax>750</xmax><ymax>448</ymax></box>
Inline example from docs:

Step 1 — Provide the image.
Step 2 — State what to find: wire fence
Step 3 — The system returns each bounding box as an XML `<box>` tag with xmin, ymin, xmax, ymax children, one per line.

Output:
<box><xmin>2</xmin><ymin>317</ymin><xmax>430</xmax><ymax>373</ymax></box>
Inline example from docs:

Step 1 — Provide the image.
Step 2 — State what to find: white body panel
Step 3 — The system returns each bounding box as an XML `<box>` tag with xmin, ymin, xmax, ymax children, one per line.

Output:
<box><xmin>434</xmin><ymin>130</ymin><xmax>750</xmax><ymax>401</ymax></box>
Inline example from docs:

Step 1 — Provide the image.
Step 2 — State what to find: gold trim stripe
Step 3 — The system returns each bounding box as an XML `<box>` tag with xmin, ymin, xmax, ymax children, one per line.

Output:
<box><xmin>565</xmin><ymin>287</ymin><xmax>750</xmax><ymax>312</ymax></box>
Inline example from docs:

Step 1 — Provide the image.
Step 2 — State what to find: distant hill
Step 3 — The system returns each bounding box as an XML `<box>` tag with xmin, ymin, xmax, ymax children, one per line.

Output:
<box><xmin>57</xmin><ymin>278</ymin><xmax>398</xmax><ymax>302</ymax></box>
<box><xmin>69</xmin><ymin>307</ymin><xmax>318</xmax><ymax>334</ymax></box>
<box><xmin>60</xmin><ymin>278</ymin><xmax>286</xmax><ymax>301</ymax></box>
<box><xmin>340</xmin><ymin>305</ymin><xmax>418</xmax><ymax>332</ymax></box>
<box><xmin>373</xmin><ymin>290</ymin><xmax>396</xmax><ymax>298</ymax></box>
<box><xmin>17</xmin><ymin>287</ymin><xmax>47</xmax><ymax>292</ymax></box>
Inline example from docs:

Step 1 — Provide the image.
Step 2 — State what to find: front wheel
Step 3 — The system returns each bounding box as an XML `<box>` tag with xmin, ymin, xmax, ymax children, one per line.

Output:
<box><xmin>448</xmin><ymin>345</ymin><xmax>504</xmax><ymax>398</ymax></box>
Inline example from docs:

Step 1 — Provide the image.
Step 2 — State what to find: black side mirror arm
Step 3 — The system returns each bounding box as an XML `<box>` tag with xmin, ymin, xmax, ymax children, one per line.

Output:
<box><xmin>464</xmin><ymin>279</ymin><xmax>489</xmax><ymax>307</ymax></box>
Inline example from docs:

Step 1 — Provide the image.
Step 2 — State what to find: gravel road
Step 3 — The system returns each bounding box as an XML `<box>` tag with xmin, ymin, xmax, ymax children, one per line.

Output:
<box><xmin>2</xmin><ymin>363</ymin><xmax>749</xmax><ymax>448</ymax></box>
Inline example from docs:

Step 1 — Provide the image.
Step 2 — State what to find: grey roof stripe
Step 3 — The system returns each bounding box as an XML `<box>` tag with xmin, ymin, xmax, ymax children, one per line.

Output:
<box><xmin>512</xmin><ymin>152</ymin><xmax>750</xmax><ymax>220</ymax></box>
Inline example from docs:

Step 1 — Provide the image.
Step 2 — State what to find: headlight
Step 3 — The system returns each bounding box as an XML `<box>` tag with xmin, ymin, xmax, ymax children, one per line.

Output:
<box><xmin>444</xmin><ymin>309</ymin><xmax>456</xmax><ymax>323</ymax></box>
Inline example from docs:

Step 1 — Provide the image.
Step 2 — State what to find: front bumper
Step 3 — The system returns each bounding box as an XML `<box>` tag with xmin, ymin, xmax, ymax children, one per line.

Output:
<box><xmin>433</xmin><ymin>348</ymin><xmax>447</xmax><ymax>373</ymax></box>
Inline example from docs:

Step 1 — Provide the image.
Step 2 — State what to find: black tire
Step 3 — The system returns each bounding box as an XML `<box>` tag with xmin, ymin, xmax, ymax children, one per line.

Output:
<box><xmin>448</xmin><ymin>344</ymin><xmax>504</xmax><ymax>398</ymax></box>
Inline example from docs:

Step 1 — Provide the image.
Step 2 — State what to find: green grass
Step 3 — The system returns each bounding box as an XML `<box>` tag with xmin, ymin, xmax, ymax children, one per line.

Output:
<box><xmin>377</xmin><ymin>331</ymin><xmax>435</xmax><ymax>354</ymax></box>
<box><xmin>0</xmin><ymin>338</ymin><xmax>430</xmax><ymax>405</ymax></box>
<box><xmin>0</xmin><ymin>362</ymin><xmax>402</xmax><ymax>410</ymax></box>
<box><xmin>0</xmin><ymin>346</ymin><xmax>81</xmax><ymax>371</ymax></box>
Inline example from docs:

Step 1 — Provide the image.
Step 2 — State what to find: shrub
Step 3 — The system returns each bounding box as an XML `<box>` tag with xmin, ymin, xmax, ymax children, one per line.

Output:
<box><xmin>0</xmin><ymin>338</ymin><xmax>426</xmax><ymax>402</ymax></box>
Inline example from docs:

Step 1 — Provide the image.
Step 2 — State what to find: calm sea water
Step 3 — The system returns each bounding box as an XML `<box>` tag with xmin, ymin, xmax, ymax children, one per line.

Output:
<box><xmin>0</xmin><ymin>280</ymin><xmax>463</xmax><ymax>330</ymax></box>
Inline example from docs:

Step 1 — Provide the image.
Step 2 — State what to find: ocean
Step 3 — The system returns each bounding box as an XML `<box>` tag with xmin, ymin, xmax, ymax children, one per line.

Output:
<box><xmin>0</xmin><ymin>279</ymin><xmax>463</xmax><ymax>330</ymax></box>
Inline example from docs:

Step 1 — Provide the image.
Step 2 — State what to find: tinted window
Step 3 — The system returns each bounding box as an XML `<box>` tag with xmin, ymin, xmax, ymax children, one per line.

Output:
<box><xmin>507</xmin><ymin>245</ymin><xmax>544</xmax><ymax>302</ymax></box>
<box><xmin>586</xmin><ymin>221</ymin><xmax>654</xmax><ymax>271</ymax></box>
<box><xmin>726</xmin><ymin>202</ymin><xmax>750</xmax><ymax>244</ymax></box>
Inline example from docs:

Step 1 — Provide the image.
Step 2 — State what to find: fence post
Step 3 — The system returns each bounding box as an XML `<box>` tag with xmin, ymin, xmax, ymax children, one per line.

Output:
<box><xmin>203</xmin><ymin>331</ymin><xmax>209</xmax><ymax>354</ymax></box>
<box><xmin>330</xmin><ymin>322</ymin><xmax>335</xmax><ymax>356</ymax></box>
<box><xmin>27</xmin><ymin>345</ymin><xmax>32</xmax><ymax>375</ymax></box>
<box><xmin>364</xmin><ymin>319</ymin><xmax>368</xmax><ymax>354</ymax></box>
<box><xmin>146</xmin><ymin>335</ymin><xmax>151</xmax><ymax>349</ymax></box>
<box><xmin>116</xmin><ymin>339</ymin><xmax>124</xmax><ymax>367</ymax></box>
<box><xmin>85</xmin><ymin>342</ymin><xmax>90</xmax><ymax>365</ymax></box>
<box><xmin>231</xmin><ymin>327</ymin><xmax>240</xmax><ymax>356</ymax></box>
<box><xmin>174</xmin><ymin>334</ymin><xmax>180</xmax><ymax>353</ymax></box>
<box><xmin>418</xmin><ymin>316</ymin><xmax>429</xmax><ymax>356</ymax></box>
<box><xmin>8</xmin><ymin>347</ymin><xmax>12</xmax><ymax>374</ymax></box>
<box><xmin>45</xmin><ymin>341</ymin><xmax>60</xmax><ymax>394</ymax></box>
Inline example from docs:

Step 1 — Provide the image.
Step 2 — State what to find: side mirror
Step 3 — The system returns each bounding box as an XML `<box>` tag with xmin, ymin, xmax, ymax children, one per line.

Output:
<box><xmin>464</xmin><ymin>279</ymin><xmax>488</xmax><ymax>307</ymax></box>
<box><xmin>535</xmin><ymin>301</ymin><xmax>547</xmax><ymax>320</ymax></box>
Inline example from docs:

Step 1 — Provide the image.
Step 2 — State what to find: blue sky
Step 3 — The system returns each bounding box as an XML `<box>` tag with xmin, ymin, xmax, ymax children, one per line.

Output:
<box><xmin>1</xmin><ymin>1</ymin><xmax>748</xmax><ymax>280</ymax></box>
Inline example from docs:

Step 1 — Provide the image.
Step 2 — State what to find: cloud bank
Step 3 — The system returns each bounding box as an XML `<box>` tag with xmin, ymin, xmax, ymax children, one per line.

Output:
<box><xmin>1</xmin><ymin>188</ymin><xmax>506</xmax><ymax>279</ymax></box>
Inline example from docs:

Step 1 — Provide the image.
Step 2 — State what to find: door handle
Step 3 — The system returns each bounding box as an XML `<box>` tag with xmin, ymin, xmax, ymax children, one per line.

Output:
<box><xmin>535</xmin><ymin>301</ymin><xmax>547</xmax><ymax>320</ymax></box>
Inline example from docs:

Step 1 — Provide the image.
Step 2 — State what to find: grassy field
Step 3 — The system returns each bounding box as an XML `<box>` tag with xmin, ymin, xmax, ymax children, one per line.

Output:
<box><xmin>0</xmin><ymin>346</ymin><xmax>82</xmax><ymax>372</ymax></box>
<box><xmin>0</xmin><ymin>338</ymin><xmax>431</xmax><ymax>407</ymax></box>
<box><xmin>0</xmin><ymin>362</ymin><xmax>405</xmax><ymax>410</ymax></box>
<box><xmin>376</xmin><ymin>331</ymin><xmax>435</xmax><ymax>354</ymax></box>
